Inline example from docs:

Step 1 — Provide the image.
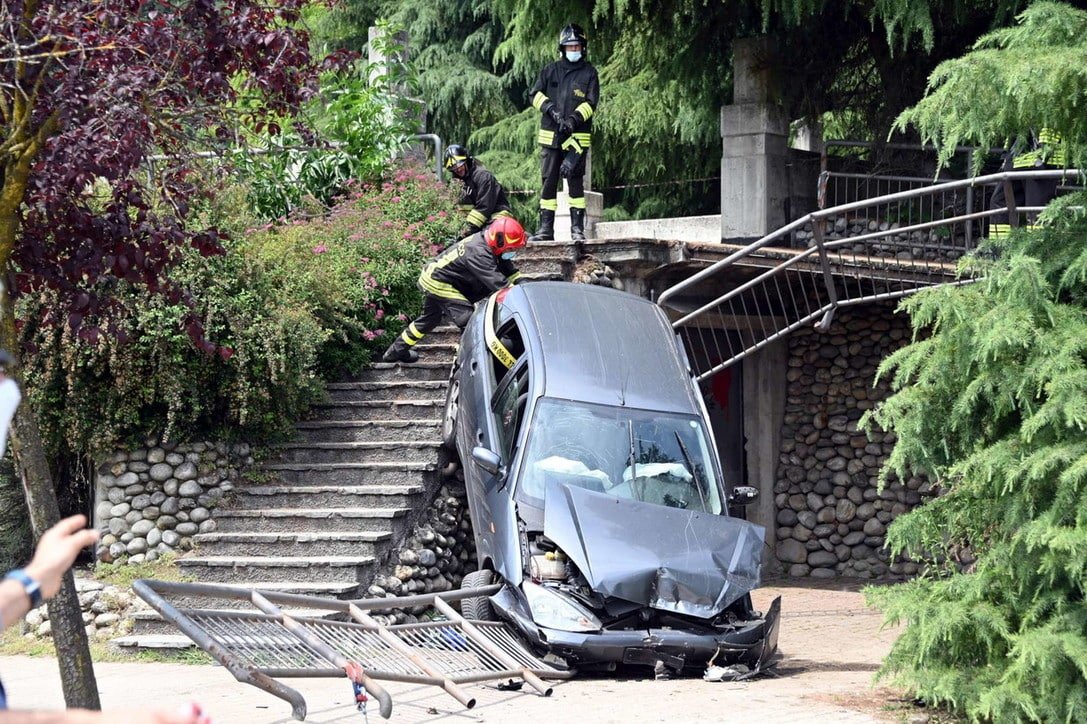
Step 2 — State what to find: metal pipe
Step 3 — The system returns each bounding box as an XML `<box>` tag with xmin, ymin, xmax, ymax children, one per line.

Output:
<box><xmin>348</xmin><ymin>604</ymin><xmax>477</xmax><ymax>709</ymax></box>
<box><xmin>811</xmin><ymin>217</ymin><xmax>839</xmax><ymax>331</ymax></box>
<box><xmin>250</xmin><ymin>592</ymin><xmax>394</xmax><ymax>720</ymax></box>
<box><xmin>412</xmin><ymin>133</ymin><xmax>444</xmax><ymax>180</ymax></box>
<box><xmin>132</xmin><ymin>580</ymin><xmax>308</xmax><ymax>721</ymax></box>
<box><xmin>432</xmin><ymin>597</ymin><xmax>554</xmax><ymax>697</ymax></box>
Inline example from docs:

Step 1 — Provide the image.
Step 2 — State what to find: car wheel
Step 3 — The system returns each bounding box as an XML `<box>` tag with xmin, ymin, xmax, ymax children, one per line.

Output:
<box><xmin>460</xmin><ymin>569</ymin><xmax>496</xmax><ymax>621</ymax></box>
<box><xmin>441</xmin><ymin>365</ymin><xmax>460</xmax><ymax>450</ymax></box>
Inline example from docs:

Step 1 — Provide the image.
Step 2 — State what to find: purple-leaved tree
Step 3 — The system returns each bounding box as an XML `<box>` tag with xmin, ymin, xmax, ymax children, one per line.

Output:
<box><xmin>0</xmin><ymin>0</ymin><xmax>329</xmax><ymax>707</ymax></box>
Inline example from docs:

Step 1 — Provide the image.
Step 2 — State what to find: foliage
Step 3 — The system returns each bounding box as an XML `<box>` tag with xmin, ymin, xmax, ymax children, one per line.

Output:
<box><xmin>18</xmin><ymin>167</ymin><xmax>459</xmax><ymax>460</ymax></box>
<box><xmin>894</xmin><ymin>2</ymin><xmax>1087</xmax><ymax>171</ymax></box>
<box><xmin>235</xmin><ymin>24</ymin><xmax>424</xmax><ymax>221</ymax></box>
<box><xmin>321</xmin><ymin>0</ymin><xmax>1025</xmax><ymax>219</ymax></box>
<box><xmin>865</xmin><ymin>7</ymin><xmax>1087</xmax><ymax>719</ymax></box>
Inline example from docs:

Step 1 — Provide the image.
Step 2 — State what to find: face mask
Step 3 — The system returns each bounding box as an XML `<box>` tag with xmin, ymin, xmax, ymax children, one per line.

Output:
<box><xmin>501</xmin><ymin>251</ymin><xmax>517</xmax><ymax>260</ymax></box>
<box><xmin>564</xmin><ymin>50</ymin><xmax>582</xmax><ymax>63</ymax></box>
<box><xmin>0</xmin><ymin>377</ymin><xmax>21</xmax><ymax>459</ymax></box>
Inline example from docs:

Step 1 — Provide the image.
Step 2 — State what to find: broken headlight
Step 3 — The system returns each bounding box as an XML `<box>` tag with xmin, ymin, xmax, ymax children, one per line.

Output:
<box><xmin>522</xmin><ymin>581</ymin><xmax>602</xmax><ymax>632</ymax></box>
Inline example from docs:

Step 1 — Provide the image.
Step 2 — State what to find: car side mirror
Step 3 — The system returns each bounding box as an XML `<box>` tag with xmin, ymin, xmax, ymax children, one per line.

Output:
<box><xmin>728</xmin><ymin>486</ymin><xmax>759</xmax><ymax>507</ymax></box>
<box><xmin>472</xmin><ymin>446</ymin><xmax>506</xmax><ymax>477</ymax></box>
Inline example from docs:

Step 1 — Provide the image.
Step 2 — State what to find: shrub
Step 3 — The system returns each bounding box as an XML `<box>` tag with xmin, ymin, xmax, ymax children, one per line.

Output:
<box><xmin>19</xmin><ymin>164</ymin><xmax>460</xmax><ymax>461</ymax></box>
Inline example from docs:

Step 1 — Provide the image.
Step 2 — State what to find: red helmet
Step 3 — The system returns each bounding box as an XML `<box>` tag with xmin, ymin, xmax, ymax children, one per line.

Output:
<box><xmin>486</xmin><ymin>217</ymin><xmax>526</xmax><ymax>255</ymax></box>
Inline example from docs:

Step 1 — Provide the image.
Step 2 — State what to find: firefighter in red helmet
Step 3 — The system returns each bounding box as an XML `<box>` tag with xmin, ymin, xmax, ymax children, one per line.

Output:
<box><xmin>382</xmin><ymin>217</ymin><xmax>527</xmax><ymax>363</ymax></box>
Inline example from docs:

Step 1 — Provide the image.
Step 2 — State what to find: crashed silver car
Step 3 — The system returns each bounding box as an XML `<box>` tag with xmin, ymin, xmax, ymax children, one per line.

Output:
<box><xmin>443</xmin><ymin>281</ymin><xmax>780</xmax><ymax>675</ymax></box>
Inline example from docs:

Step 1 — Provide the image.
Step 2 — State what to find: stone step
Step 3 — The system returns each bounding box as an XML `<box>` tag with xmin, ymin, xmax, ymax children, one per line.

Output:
<box><xmin>193</xmin><ymin>530</ymin><xmax>392</xmax><ymax>557</ymax></box>
<box><xmin>273</xmin><ymin>440</ymin><xmax>444</xmax><ymax>465</ymax></box>
<box><xmin>292</xmin><ymin>419</ymin><xmax>441</xmax><ymax>444</ymax></box>
<box><xmin>146</xmin><ymin>581</ymin><xmax>364</xmax><ymax>610</ymax></box>
<box><xmin>260</xmin><ymin>460</ymin><xmax>438</xmax><ymax>486</ymax></box>
<box><xmin>412</xmin><ymin>342</ymin><xmax>457</xmax><ymax>360</ymax></box>
<box><xmin>230</xmin><ymin>483</ymin><xmax>424</xmax><ymax>509</ymax></box>
<box><xmin>113</xmin><ymin>634</ymin><xmax>194</xmax><ymax>650</ymax></box>
<box><xmin>214</xmin><ymin>507</ymin><xmax>410</xmax><ymax>533</ymax></box>
<box><xmin>176</xmin><ymin>555</ymin><xmax>376</xmax><ymax>583</ymax></box>
<box><xmin>129</xmin><ymin>606</ymin><xmax>340</xmax><ymax>637</ymax></box>
<box><xmin>361</xmin><ymin>362</ymin><xmax>453</xmax><ymax>383</ymax></box>
<box><xmin>306</xmin><ymin>399</ymin><xmax>444</xmax><ymax>422</ymax></box>
<box><xmin>324</xmin><ymin>380</ymin><xmax>447</xmax><ymax>403</ymax></box>
<box><xmin>523</xmin><ymin>240</ymin><xmax>579</xmax><ymax>258</ymax></box>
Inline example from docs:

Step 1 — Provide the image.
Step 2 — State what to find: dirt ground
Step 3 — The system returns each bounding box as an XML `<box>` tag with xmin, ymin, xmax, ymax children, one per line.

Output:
<box><xmin>0</xmin><ymin>578</ymin><xmax>924</xmax><ymax>723</ymax></box>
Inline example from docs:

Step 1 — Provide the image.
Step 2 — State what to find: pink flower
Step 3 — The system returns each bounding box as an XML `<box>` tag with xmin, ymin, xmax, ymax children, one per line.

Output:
<box><xmin>391</xmin><ymin>196</ymin><xmax>401</xmax><ymax>203</ymax></box>
<box><xmin>426</xmin><ymin>215</ymin><xmax>436</xmax><ymax>222</ymax></box>
<box><xmin>312</xmin><ymin>244</ymin><xmax>328</xmax><ymax>254</ymax></box>
<box><xmin>438</xmin><ymin>211</ymin><xmax>448</xmax><ymax>218</ymax></box>
<box><xmin>397</xmin><ymin>313</ymin><xmax>408</xmax><ymax>322</ymax></box>
<box><xmin>363</xmin><ymin>330</ymin><xmax>377</xmax><ymax>341</ymax></box>
<box><xmin>375</xmin><ymin>309</ymin><xmax>385</xmax><ymax>320</ymax></box>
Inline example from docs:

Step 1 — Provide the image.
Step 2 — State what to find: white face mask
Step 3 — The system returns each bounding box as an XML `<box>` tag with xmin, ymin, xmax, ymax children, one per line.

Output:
<box><xmin>564</xmin><ymin>50</ymin><xmax>582</xmax><ymax>63</ymax></box>
<box><xmin>501</xmin><ymin>251</ymin><xmax>517</xmax><ymax>260</ymax></box>
<box><xmin>0</xmin><ymin>377</ymin><xmax>21</xmax><ymax>459</ymax></box>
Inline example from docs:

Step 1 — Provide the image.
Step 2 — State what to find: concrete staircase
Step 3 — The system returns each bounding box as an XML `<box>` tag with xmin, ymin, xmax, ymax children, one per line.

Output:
<box><xmin>122</xmin><ymin>242</ymin><xmax>577</xmax><ymax>643</ymax></box>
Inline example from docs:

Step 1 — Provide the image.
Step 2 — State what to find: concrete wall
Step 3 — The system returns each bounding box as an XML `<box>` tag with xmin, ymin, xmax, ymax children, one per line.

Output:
<box><xmin>593</xmin><ymin>214</ymin><xmax>722</xmax><ymax>243</ymax></box>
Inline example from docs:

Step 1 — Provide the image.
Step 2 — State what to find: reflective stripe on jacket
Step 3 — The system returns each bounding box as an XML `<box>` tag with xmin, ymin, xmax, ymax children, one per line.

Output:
<box><xmin>457</xmin><ymin>162</ymin><xmax>512</xmax><ymax>232</ymax></box>
<box><xmin>418</xmin><ymin>232</ymin><xmax>519</xmax><ymax>304</ymax></box>
<box><xmin>530</xmin><ymin>58</ymin><xmax>599</xmax><ymax>150</ymax></box>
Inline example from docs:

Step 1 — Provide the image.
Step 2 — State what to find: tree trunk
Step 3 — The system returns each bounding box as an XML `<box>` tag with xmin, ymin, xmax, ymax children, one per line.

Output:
<box><xmin>1</xmin><ymin>302</ymin><xmax>101</xmax><ymax>710</ymax></box>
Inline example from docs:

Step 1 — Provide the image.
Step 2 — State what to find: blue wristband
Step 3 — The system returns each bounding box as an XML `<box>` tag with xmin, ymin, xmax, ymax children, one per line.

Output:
<box><xmin>5</xmin><ymin>569</ymin><xmax>43</xmax><ymax>608</ymax></box>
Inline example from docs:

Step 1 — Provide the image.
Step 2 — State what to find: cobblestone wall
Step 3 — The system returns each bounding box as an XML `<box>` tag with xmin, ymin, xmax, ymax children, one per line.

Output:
<box><xmin>773</xmin><ymin>306</ymin><xmax>934</xmax><ymax>579</ymax></box>
<box><xmin>94</xmin><ymin>441</ymin><xmax>252</xmax><ymax>564</ymax></box>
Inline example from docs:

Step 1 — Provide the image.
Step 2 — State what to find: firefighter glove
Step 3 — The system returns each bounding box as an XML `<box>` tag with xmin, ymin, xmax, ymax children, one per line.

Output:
<box><xmin>560</xmin><ymin>151</ymin><xmax>580</xmax><ymax>179</ymax></box>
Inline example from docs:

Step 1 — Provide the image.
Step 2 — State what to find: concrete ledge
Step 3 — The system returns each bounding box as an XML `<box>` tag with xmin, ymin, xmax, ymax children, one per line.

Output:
<box><xmin>593</xmin><ymin>215</ymin><xmax>722</xmax><ymax>243</ymax></box>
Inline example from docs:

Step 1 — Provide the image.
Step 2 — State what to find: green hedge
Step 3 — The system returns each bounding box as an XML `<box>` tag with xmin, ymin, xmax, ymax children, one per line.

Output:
<box><xmin>19</xmin><ymin>165</ymin><xmax>460</xmax><ymax>459</ymax></box>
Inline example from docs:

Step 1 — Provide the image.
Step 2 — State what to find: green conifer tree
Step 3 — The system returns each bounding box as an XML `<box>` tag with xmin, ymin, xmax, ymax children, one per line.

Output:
<box><xmin>867</xmin><ymin>4</ymin><xmax>1087</xmax><ymax>720</ymax></box>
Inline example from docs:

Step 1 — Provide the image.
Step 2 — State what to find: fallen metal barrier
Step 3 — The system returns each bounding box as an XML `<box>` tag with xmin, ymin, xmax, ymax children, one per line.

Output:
<box><xmin>133</xmin><ymin>579</ymin><xmax>571</xmax><ymax>721</ymax></box>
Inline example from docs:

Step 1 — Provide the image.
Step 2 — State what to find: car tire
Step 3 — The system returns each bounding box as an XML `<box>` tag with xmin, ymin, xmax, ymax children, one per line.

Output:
<box><xmin>441</xmin><ymin>364</ymin><xmax>460</xmax><ymax>450</ymax></box>
<box><xmin>460</xmin><ymin>569</ymin><xmax>496</xmax><ymax>621</ymax></box>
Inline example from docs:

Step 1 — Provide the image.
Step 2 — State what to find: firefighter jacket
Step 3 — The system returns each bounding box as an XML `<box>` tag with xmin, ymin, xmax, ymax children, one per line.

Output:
<box><xmin>456</xmin><ymin>161</ymin><xmax>512</xmax><ymax>233</ymax></box>
<box><xmin>418</xmin><ymin>232</ymin><xmax>521</xmax><ymax>304</ymax></box>
<box><xmin>530</xmin><ymin>57</ymin><xmax>599</xmax><ymax>156</ymax></box>
<box><xmin>1012</xmin><ymin>128</ymin><xmax>1066</xmax><ymax>169</ymax></box>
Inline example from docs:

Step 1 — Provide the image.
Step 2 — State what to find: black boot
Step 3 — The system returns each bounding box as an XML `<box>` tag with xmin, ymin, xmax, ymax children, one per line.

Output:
<box><xmin>528</xmin><ymin>210</ymin><xmax>555</xmax><ymax>242</ymax></box>
<box><xmin>570</xmin><ymin>208</ymin><xmax>586</xmax><ymax>242</ymax></box>
<box><xmin>381</xmin><ymin>340</ymin><xmax>419</xmax><ymax>364</ymax></box>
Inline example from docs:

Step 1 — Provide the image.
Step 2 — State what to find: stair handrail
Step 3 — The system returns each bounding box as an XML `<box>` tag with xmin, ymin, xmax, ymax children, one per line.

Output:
<box><xmin>657</xmin><ymin>168</ymin><xmax>1082</xmax><ymax>383</ymax></box>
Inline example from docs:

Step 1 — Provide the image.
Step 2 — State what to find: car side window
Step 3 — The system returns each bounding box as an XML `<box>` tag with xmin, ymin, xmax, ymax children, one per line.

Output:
<box><xmin>487</xmin><ymin>314</ymin><xmax>526</xmax><ymax>384</ymax></box>
<box><xmin>491</xmin><ymin>358</ymin><xmax>529</xmax><ymax>462</ymax></box>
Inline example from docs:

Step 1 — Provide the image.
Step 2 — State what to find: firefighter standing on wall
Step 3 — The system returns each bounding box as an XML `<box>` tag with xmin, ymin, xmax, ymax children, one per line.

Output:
<box><xmin>445</xmin><ymin>144</ymin><xmax>513</xmax><ymax>238</ymax></box>
<box><xmin>382</xmin><ymin>217</ymin><xmax>526</xmax><ymax>363</ymax></box>
<box><xmin>527</xmin><ymin>23</ymin><xmax>599</xmax><ymax>243</ymax></box>
<box><xmin>989</xmin><ymin>128</ymin><xmax>1066</xmax><ymax>239</ymax></box>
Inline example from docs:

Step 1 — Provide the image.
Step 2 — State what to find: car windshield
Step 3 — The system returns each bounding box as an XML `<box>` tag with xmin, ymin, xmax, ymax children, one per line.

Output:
<box><xmin>516</xmin><ymin>398</ymin><xmax>724</xmax><ymax>514</ymax></box>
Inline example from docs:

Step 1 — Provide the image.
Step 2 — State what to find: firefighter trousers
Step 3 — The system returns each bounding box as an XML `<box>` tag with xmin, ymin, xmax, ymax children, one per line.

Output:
<box><xmin>540</xmin><ymin>147</ymin><xmax>586</xmax><ymax>208</ymax></box>
<box><xmin>387</xmin><ymin>294</ymin><xmax>474</xmax><ymax>356</ymax></box>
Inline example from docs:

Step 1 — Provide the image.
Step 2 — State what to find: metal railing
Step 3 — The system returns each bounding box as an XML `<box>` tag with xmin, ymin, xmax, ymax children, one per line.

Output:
<box><xmin>134</xmin><ymin>579</ymin><xmax>569</xmax><ymax>721</ymax></box>
<box><xmin>658</xmin><ymin>169</ymin><xmax>1082</xmax><ymax>384</ymax></box>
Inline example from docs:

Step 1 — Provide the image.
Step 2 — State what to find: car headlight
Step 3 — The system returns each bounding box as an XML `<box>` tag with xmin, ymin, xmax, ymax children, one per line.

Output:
<box><xmin>522</xmin><ymin>581</ymin><xmax>601</xmax><ymax>632</ymax></box>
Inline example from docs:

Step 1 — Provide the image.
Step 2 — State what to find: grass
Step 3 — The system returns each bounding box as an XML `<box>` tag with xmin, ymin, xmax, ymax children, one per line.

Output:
<box><xmin>0</xmin><ymin>628</ymin><xmax>213</xmax><ymax>665</ymax></box>
<box><xmin>92</xmin><ymin>553</ymin><xmax>194</xmax><ymax>589</ymax></box>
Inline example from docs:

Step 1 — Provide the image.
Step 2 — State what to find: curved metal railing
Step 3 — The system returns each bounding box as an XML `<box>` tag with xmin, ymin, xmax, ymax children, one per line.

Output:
<box><xmin>657</xmin><ymin>169</ymin><xmax>1082</xmax><ymax>383</ymax></box>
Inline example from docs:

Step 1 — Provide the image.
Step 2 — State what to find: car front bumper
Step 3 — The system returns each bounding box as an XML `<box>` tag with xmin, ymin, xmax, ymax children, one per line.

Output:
<box><xmin>499</xmin><ymin>592</ymin><xmax>781</xmax><ymax>671</ymax></box>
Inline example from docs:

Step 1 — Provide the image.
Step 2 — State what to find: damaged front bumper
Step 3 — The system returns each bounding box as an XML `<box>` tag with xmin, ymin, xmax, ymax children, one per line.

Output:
<box><xmin>497</xmin><ymin>589</ymin><xmax>782</xmax><ymax>672</ymax></box>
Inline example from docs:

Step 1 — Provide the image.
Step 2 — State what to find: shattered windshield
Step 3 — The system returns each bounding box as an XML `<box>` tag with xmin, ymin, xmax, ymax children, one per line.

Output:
<box><xmin>517</xmin><ymin>398</ymin><xmax>723</xmax><ymax>514</ymax></box>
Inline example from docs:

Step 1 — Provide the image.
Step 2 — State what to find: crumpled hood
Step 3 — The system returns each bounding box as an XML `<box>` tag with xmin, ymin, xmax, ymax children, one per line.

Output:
<box><xmin>543</xmin><ymin>480</ymin><xmax>765</xmax><ymax>619</ymax></box>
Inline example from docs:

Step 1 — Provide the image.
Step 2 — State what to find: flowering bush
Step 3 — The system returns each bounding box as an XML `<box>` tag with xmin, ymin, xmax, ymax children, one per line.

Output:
<box><xmin>19</xmin><ymin>165</ymin><xmax>460</xmax><ymax>459</ymax></box>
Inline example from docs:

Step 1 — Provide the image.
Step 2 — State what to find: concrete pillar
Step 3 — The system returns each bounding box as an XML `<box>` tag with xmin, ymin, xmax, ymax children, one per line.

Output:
<box><xmin>720</xmin><ymin>36</ymin><xmax>790</xmax><ymax>241</ymax></box>
<box><xmin>741</xmin><ymin>339</ymin><xmax>787</xmax><ymax>571</ymax></box>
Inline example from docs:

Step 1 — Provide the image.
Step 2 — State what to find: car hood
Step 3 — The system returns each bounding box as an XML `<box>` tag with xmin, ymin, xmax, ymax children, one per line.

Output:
<box><xmin>543</xmin><ymin>480</ymin><xmax>765</xmax><ymax>619</ymax></box>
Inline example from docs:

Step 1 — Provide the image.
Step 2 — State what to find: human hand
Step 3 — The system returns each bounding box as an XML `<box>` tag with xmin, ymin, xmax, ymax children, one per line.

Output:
<box><xmin>547</xmin><ymin>107</ymin><xmax>566</xmax><ymax>131</ymax></box>
<box><xmin>560</xmin><ymin>155</ymin><xmax>578</xmax><ymax>179</ymax></box>
<box><xmin>91</xmin><ymin>702</ymin><xmax>213</xmax><ymax>724</ymax></box>
<box><xmin>24</xmin><ymin>515</ymin><xmax>100</xmax><ymax>600</ymax></box>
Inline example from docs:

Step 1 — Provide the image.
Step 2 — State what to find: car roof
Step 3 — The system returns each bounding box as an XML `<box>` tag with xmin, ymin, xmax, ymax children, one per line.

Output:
<box><xmin>513</xmin><ymin>282</ymin><xmax>698</xmax><ymax>414</ymax></box>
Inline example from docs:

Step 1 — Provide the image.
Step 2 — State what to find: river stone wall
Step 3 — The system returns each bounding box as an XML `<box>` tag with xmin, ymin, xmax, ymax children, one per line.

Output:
<box><xmin>366</xmin><ymin>469</ymin><xmax>476</xmax><ymax>625</ymax></box>
<box><xmin>774</xmin><ymin>305</ymin><xmax>935</xmax><ymax>579</ymax></box>
<box><xmin>791</xmin><ymin>217</ymin><xmax>966</xmax><ymax>263</ymax></box>
<box><xmin>21</xmin><ymin>577</ymin><xmax>137</xmax><ymax>640</ymax></box>
<box><xmin>93</xmin><ymin>441</ymin><xmax>252</xmax><ymax>564</ymax></box>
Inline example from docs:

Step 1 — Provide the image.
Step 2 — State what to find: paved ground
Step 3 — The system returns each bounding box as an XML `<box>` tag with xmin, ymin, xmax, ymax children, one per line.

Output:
<box><xmin>0</xmin><ymin>580</ymin><xmax>912</xmax><ymax>723</ymax></box>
